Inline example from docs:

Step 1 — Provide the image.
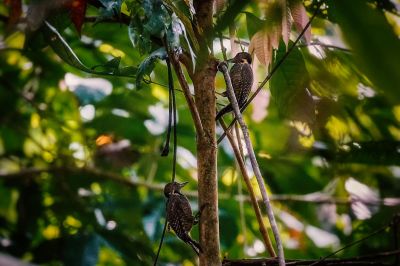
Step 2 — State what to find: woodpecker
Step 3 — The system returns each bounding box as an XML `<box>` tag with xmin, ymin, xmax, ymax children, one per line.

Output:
<box><xmin>164</xmin><ymin>181</ymin><xmax>201</xmax><ymax>255</ymax></box>
<box><xmin>216</xmin><ymin>52</ymin><xmax>254</xmax><ymax>120</ymax></box>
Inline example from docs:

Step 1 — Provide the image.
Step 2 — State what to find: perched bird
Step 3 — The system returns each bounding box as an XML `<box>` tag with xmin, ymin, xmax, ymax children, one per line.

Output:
<box><xmin>164</xmin><ymin>181</ymin><xmax>201</xmax><ymax>255</ymax></box>
<box><xmin>216</xmin><ymin>52</ymin><xmax>254</xmax><ymax>120</ymax></box>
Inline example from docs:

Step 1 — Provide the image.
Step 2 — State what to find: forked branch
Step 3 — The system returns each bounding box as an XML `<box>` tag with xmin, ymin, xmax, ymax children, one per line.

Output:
<box><xmin>218</xmin><ymin>118</ymin><xmax>276</xmax><ymax>257</ymax></box>
<box><xmin>218</xmin><ymin>62</ymin><xmax>285</xmax><ymax>266</ymax></box>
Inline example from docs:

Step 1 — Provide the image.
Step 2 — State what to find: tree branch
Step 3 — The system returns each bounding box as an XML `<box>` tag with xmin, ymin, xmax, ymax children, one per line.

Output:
<box><xmin>2</xmin><ymin>167</ymin><xmax>400</xmax><ymax>207</ymax></box>
<box><xmin>219</xmin><ymin>118</ymin><xmax>276</xmax><ymax>257</ymax></box>
<box><xmin>218</xmin><ymin>62</ymin><xmax>285</xmax><ymax>266</ymax></box>
<box><xmin>222</xmin><ymin>249</ymin><xmax>400</xmax><ymax>265</ymax></box>
<box><xmin>169</xmin><ymin>51</ymin><xmax>205</xmax><ymax>136</ymax></box>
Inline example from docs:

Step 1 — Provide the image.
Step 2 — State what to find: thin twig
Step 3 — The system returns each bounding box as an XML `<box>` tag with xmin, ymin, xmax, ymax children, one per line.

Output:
<box><xmin>223</xmin><ymin>249</ymin><xmax>400</xmax><ymax>265</ymax></box>
<box><xmin>309</xmin><ymin>223</ymin><xmax>391</xmax><ymax>266</ymax></box>
<box><xmin>153</xmin><ymin>54</ymin><xmax>179</xmax><ymax>265</ymax></box>
<box><xmin>217</xmin><ymin>3</ymin><xmax>322</xmax><ymax>144</ymax></box>
<box><xmin>2</xmin><ymin>167</ymin><xmax>400</xmax><ymax>207</ymax></box>
<box><xmin>219</xmin><ymin>118</ymin><xmax>276</xmax><ymax>257</ymax></box>
<box><xmin>298</xmin><ymin>42</ymin><xmax>351</xmax><ymax>53</ymax></box>
<box><xmin>218</xmin><ymin>62</ymin><xmax>284</xmax><ymax>265</ymax></box>
<box><xmin>220</xmin><ymin>35</ymin><xmax>351</xmax><ymax>52</ymax></box>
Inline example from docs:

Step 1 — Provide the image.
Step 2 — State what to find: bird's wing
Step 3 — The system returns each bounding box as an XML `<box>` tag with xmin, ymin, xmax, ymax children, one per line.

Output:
<box><xmin>229</xmin><ymin>63</ymin><xmax>244</xmax><ymax>97</ymax></box>
<box><xmin>241</xmin><ymin>63</ymin><xmax>254</xmax><ymax>90</ymax></box>
<box><xmin>166</xmin><ymin>194</ymin><xmax>194</xmax><ymax>235</ymax></box>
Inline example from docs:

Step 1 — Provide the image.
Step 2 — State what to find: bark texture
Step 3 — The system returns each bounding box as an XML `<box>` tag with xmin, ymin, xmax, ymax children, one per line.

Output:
<box><xmin>194</xmin><ymin>59</ymin><xmax>220</xmax><ymax>266</ymax></box>
<box><xmin>193</xmin><ymin>1</ymin><xmax>220</xmax><ymax>265</ymax></box>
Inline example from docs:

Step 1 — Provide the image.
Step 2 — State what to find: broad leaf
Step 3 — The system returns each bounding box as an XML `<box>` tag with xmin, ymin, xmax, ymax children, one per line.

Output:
<box><xmin>329</xmin><ymin>0</ymin><xmax>400</xmax><ymax>103</ymax></box>
<box><xmin>289</xmin><ymin>0</ymin><xmax>311</xmax><ymax>44</ymax></box>
<box><xmin>214</xmin><ymin>0</ymin><xmax>248</xmax><ymax>32</ymax></box>
<box><xmin>163</xmin><ymin>0</ymin><xmax>199</xmax><ymax>52</ymax></box>
<box><xmin>143</xmin><ymin>0</ymin><xmax>170</xmax><ymax>38</ymax></box>
<box><xmin>270</xmin><ymin>43</ymin><xmax>315</xmax><ymax>123</ymax></box>
<box><xmin>245</xmin><ymin>12</ymin><xmax>265</xmax><ymax>39</ymax></box>
<box><xmin>96</xmin><ymin>0</ymin><xmax>123</xmax><ymax>23</ymax></box>
<box><xmin>135</xmin><ymin>47</ymin><xmax>167</xmax><ymax>89</ymax></box>
<box><xmin>42</xmin><ymin>22</ymin><xmax>137</xmax><ymax>77</ymax></box>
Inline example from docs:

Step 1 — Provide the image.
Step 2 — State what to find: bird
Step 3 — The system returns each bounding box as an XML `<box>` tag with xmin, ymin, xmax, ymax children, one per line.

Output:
<box><xmin>164</xmin><ymin>181</ymin><xmax>201</xmax><ymax>255</ymax></box>
<box><xmin>216</xmin><ymin>52</ymin><xmax>254</xmax><ymax>121</ymax></box>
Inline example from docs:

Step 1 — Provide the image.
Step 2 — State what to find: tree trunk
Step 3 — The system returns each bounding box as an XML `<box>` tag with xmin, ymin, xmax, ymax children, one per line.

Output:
<box><xmin>194</xmin><ymin>59</ymin><xmax>220</xmax><ymax>266</ymax></box>
<box><xmin>193</xmin><ymin>1</ymin><xmax>220</xmax><ymax>265</ymax></box>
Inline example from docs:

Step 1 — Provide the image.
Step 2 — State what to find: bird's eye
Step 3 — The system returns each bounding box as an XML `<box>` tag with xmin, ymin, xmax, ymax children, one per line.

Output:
<box><xmin>242</xmin><ymin>59</ymin><xmax>247</xmax><ymax>63</ymax></box>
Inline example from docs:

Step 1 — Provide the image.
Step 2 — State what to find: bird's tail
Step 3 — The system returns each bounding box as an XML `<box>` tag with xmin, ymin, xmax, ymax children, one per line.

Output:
<box><xmin>215</xmin><ymin>104</ymin><xmax>232</xmax><ymax>121</ymax></box>
<box><xmin>187</xmin><ymin>237</ymin><xmax>202</xmax><ymax>255</ymax></box>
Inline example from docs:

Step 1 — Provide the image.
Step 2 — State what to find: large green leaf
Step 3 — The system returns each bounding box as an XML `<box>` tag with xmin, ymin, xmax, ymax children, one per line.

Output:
<box><xmin>41</xmin><ymin>22</ymin><xmax>137</xmax><ymax>77</ymax></box>
<box><xmin>245</xmin><ymin>12</ymin><xmax>265</xmax><ymax>39</ymax></box>
<box><xmin>163</xmin><ymin>0</ymin><xmax>200</xmax><ymax>52</ymax></box>
<box><xmin>329</xmin><ymin>0</ymin><xmax>400</xmax><ymax>103</ymax></box>
<box><xmin>135</xmin><ymin>47</ymin><xmax>167</xmax><ymax>89</ymax></box>
<box><xmin>270</xmin><ymin>43</ymin><xmax>315</xmax><ymax>123</ymax></box>
<box><xmin>96</xmin><ymin>0</ymin><xmax>123</xmax><ymax>23</ymax></box>
<box><xmin>214</xmin><ymin>0</ymin><xmax>249</xmax><ymax>33</ymax></box>
<box><xmin>142</xmin><ymin>0</ymin><xmax>170</xmax><ymax>38</ymax></box>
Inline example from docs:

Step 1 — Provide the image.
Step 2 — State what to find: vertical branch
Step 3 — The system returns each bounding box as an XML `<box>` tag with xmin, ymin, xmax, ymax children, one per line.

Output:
<box><xmin>193</xmin><ymin>60</ymin><xmax>220</xmax><ymax>265</ymax></box>
<box><xmin>218</xmin><ymin>62</ymin><xmax>285</xmax><ymax>266</ymax></box>
<box><xmin>170</xmin><ymin>53</ymin><xmax>204</xmax><ymax>135</ymax></box>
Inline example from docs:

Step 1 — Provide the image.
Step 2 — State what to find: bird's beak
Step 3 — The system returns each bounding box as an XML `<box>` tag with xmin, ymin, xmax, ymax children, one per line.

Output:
<box><xmin>179</xmin><ymin>181</ymin><xmax>189</xmax><ymax>188</ymax></box>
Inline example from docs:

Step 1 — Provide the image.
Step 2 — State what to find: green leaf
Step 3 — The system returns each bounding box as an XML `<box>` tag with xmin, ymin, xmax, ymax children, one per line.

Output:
<box><xmin>245</xmin><ymin>12</ymin><xmax>265</xmax><ymax>39</ymax></box>
<box><xmin>167</xmin><ymin>13</ymin><xmax>183</xmax><ymax>49</ymax></box>
<box><xmin>329</xmin><ymin>0</ymin><xmax>400</xmax><ymax>103</ymax></box>
<box><xmin>96</xmin><ymin>0</ymin><xmax>123</xmax><ymax>23</ymax></box>
<box><xmin>42</xmin><ymin>21</ymin><xmax>91</xmax><ymax>72</ymax></box>
<box><xmin>41</xmin><ymin>22</ymin><xmax>137</xmax><ymax>77</ymax></box>
<box><xmin>128</xmin><ymin>17</ymin><xmax>153</xmax><ymax>55</ymax></box>
<box><xmin>135</xmin><ymin>47</ymin><xmax>167</xmax><ymax>89</ymax></box>
<box><xmin>163</xmin><ymin>0</ymin><xmax>200</xmax><ymax>52</ymax></box>
<box><xmin>142</xmin><ymin>0</ymin><xmax>170</xmax><ymax>38</ymax></box>
<box><xmin>214</xmin><ymin>0</ymin><xmax>249</xmax><ymax>33</ymax></box>
<box><xmin>270</xmin><ymin>42</ymin><xmax>315</xmax><ymax>123</ymax></box>
<box><xmin>166</xmin><ymin>12</ymin><xmax>197</xmax><ymax>69</ymax></box>
<box><xmin>92</xmin><ymin>57</ymin><xmax>121</xmax><ymax>73</ymax></box>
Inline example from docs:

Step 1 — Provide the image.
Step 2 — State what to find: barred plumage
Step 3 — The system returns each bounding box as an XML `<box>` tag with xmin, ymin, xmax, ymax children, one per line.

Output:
<box><xmin>216</xmin><ymin>52</ymin><xmax>254</xmax><ymax>120</ymax></box>
<box><xmin>164</xmin><ymin>182</ymin><xmax>201</xmax><ymax>255</ymax></box>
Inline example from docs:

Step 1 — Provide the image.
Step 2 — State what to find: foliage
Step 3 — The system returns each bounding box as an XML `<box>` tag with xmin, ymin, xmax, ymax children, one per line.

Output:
<box><xmin>0</xmin><ymin>0</ymin><xmax>400</xmax><ymax>265</ymax></box>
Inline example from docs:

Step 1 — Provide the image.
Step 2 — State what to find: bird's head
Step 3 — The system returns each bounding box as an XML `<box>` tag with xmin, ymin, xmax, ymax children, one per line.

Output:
<box><xmin>229</xmin><ymin>52</ymin><xmax>252</xmax><ymax>64</ymax></box>
<box><xmin>164</xmin><ymin>181</ymin><xmax>188</xmax><ymax>197</ymax></box>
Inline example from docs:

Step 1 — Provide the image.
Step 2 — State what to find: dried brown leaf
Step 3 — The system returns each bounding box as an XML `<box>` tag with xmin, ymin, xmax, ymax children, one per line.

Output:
<box><xmin>214</xmin><ymin>0</ymin><xmax>225</xmax><ymax>15</ymax></box>
<box><xmin>270</xmin><ymin>23</ymin><xmax>281</xmax><ymax>50</ymax></box>
<box><xmin>249</xmin><ymin>30</ymin><xmax>272</xmax><ymax>67</ymax></box>
<box><xmin>289</xmin><ymin>0</ymin><xmax>311</xmax><ymax>43</ymax></box>
<box><xmin>229</xmin><ymin>24</ymin><xmax>239</xmax><ymax>57</ymax></box>
<box><xmin>281</xmin><ymin>0</ymin><xmax>292</xmax><ymax>47</ymax></box>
